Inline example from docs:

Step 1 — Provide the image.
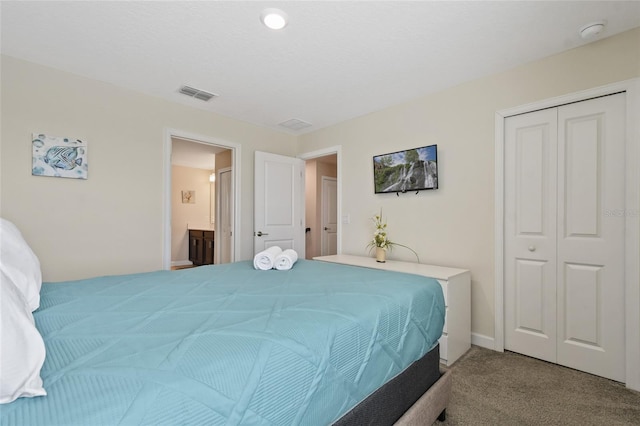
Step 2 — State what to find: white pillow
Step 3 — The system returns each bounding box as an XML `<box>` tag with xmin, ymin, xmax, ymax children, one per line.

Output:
<box><xmin>0</xmin><ymin>218</ymin><xmax>42</xmax><ymax>311</ymax></box>
<box><xmin>0</xmin><ymin>270</ymin><xmax>47</xmax><ymax>404</ymax></box>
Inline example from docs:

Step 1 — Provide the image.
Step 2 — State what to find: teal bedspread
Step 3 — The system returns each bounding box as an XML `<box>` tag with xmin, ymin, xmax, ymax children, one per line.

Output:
<box><xmin>1</xmin><ymin>260</ymin><xmax>444</xmax><ymax>425</ymax></box>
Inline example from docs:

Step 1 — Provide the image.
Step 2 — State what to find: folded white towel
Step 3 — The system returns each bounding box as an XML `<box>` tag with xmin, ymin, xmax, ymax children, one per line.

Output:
<box><xmin>274</xmin><ymin>249</ymin><xmax>299</xmax><ymax>271</ymax></box>
<box><xmin>253</xmin><ymin>246</ymin><xmax>282</xmax><ymax>270</ymax></box>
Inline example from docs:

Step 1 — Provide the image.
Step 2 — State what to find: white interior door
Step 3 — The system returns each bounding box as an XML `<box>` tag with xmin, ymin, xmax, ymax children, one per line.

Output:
<box><xmin>504</xmin><ymin>108</ymin><xmax>558</xmax><ymax>363</ymax></box>
<box><xmin>254</xmin><ymin>151</ymin><xmax>305</xmax><ymax>255</ymax></box>
<box><xmin>505</xmin><ymin>93</ymin><xmax>626</xmax><ymax>382</ymax></box>
<box><xmin>216</xmin><ymin>168</ymin><xmax>233</xmax><ymax>264</ymax></box>
<box><xmin>556</xmin><ymin>95</ymin><xmax>625</xmax><ymax>382</ymax></box>
<box><xmin>321</xmin><ymin>176</ymin><xmax>337</xmax><ymax>256</ymax></box>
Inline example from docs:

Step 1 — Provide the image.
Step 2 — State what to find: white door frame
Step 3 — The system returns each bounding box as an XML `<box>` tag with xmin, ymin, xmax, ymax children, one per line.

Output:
<box><xmin>494</xmin><ymin>79</ymin><xmax>640</xmax><ymax>391</ymax></box>
<box><xmin>298</xmin><ymin>146</ymin><xmax>343</xmax><ymax>255</ymax></box>
<box><xmin>163</xmin><ymin>128</ymin><xmax>242</xmax><ymax>269</ymax></box>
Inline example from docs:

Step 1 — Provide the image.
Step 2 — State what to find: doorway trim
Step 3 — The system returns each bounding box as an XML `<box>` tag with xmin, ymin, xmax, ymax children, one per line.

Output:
<box><xmin>163</xmin><ymin>128</ymin><xmax>242</xmax><ymax>269</ymax></box>
<box><xmin>494</xmin><ymin>79</ymin><xmax>640</xmax><ymax>390</ymax></box>
<box><xmin>299</xmin><ymin>145</ymin><xmax>342</xmax><ymax>254</ymax></box>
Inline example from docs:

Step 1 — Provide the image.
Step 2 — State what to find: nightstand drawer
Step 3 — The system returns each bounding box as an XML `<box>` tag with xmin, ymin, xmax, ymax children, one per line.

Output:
<box><xmin>437</xmin><ymin>279</ymin><xmax>448</xmax><ymax>306</ymax></box>
<box><xmin>439</xmin><ymin>334</ymin><xmax>448</xmax><ymax>361</ymax></box>
<box><xmin>442</xmin><ymin>306</ymin><xmax>448</xmax><ymax>333</ymax></box>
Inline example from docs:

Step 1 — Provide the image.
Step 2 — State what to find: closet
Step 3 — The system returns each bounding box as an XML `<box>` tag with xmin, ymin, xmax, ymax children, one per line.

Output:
<box><xmin>504</xmin><ymin>93</ymin><xmax>625</xmax><ymax>382</ymax></box>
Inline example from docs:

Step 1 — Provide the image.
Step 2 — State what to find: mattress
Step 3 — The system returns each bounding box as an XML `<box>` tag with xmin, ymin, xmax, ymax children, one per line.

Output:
<box><xmin>334</xmin><ymin>343</ymin><xmax>442</xmax><ymax>425</ymax></box>
<box><xmin>2</xmin><ymin>260</ymin><xmax>445</xmax><ymax>425</ymax></box>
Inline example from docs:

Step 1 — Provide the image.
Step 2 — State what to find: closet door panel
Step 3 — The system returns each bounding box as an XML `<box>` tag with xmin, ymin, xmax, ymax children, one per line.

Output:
<box><xmin>504</xmin><ymin>109</ymin><xmax>558</xmax><ymax>363</ymax></box>
<box><xmin>556</xmin><ymin>94</ymin><xmax>626</xmax><ymax>382</ymax></box>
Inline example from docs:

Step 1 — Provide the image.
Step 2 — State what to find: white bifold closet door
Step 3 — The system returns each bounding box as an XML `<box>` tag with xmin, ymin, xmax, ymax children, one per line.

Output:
<box><xmin>504</xmin><ymin>93</ymin><xmax>625</xmax><ymax>382</ymax></box>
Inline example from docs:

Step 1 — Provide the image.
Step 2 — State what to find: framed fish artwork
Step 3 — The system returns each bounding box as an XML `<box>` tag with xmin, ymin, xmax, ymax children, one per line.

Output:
<box><xmin>32</xmin><ymin>133</ymin><xmax>88</xmax><ymax>179</ymax></box>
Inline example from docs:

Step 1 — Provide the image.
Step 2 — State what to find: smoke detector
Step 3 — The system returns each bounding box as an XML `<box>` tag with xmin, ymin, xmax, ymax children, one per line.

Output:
<box><xmin>178</xmin><ymin>85</ymin><xmax>218</xmax><ymax>101</ymax></box>
<box><xmin>579</xmin><ymin>21</ymin><xmax>606</xmax><ymax>40</ymax></box>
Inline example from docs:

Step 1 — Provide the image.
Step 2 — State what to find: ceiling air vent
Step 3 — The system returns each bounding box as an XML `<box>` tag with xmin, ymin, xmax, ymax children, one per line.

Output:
<box><xmin>178</xmin><ymin>85</ymin><xmax>218</xmax><ymax>102</ymax></box>
<box><xmin>278</xmin><ymin>118</ymin><xmax>312</xmax><ymax>131</ymax></box>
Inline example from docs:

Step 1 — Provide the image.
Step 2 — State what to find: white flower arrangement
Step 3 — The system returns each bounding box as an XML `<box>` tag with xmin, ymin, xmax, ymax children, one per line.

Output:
<box><xmin>367</xmin><ymin>209</ymin><xmax>420</xmax><ymax>262</ymax></box>
<box><xmin>369</xmin><ymin>212</ymin><xmax>390</xmax><ymax>249</ymax></box>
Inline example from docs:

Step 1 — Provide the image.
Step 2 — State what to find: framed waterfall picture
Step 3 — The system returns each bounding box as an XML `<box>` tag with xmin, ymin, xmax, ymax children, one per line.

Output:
<box><xmin>32</xmin><ymin>133</ymin><xmax>88</xmax><ymax>179</ymax></box>
<box><xmin>373</xmin><ymin>144</ymin><xmax>438</xmax><ymax>194</ymax></box>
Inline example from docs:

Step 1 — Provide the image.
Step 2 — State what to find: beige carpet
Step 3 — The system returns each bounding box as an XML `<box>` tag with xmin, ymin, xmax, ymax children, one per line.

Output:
<box><xmin>439</xmin><ymin>346</ymin><xmax>640</xmax><ymax>425</ymax></box>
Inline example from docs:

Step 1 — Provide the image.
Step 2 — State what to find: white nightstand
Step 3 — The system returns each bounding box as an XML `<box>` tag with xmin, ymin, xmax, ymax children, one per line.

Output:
<box><xmin>313</xmin><ymin>254</ymin><xmax>470</xmax><ymax>366</ymax></box>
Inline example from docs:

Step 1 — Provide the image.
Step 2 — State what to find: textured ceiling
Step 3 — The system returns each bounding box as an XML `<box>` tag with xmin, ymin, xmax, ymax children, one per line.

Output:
<box><xmin>2</xmin><ymin>1</ymin><xmax>639</xmax><ymax>135</ymax></box>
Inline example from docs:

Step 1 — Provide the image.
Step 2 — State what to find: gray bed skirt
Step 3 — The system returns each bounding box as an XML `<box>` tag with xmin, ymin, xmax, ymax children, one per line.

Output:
<box><xmin>333</xmin><ymin>343</ymin><xmax>451</xmax><ymax>426</ymax></box>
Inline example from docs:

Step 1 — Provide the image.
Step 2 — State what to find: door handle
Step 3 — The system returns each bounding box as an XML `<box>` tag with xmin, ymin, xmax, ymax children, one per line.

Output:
<box><xmin>255</xmin><ymin>231</ymin><xmax>269</xmax><ymax>237</ymax></box>
<box><xmin>324</xmin><ymin>227</ymin><xmax>329</xmax><ymax>231</ymax></box>
<box><xmin>528</xmin><ymin>246</ymin><xmax>536</xmax><ymax>252</ymax></box>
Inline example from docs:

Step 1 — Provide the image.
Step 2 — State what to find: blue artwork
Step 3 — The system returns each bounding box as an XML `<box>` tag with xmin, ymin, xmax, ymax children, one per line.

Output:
<box><xmin>32</xmin><ymin>134</ymin><xmax>88</xmax><ymax>179</ymax></box>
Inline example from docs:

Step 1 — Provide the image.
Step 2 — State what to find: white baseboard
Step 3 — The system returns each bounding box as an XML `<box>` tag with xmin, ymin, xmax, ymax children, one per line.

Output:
<box><xmin>171</xmin><ymin>260</ymin><xmax>193</xmax><ymax>267</ymax></box>
<box><xmin>471</xmin><ymin>332</ymin><xmax>495</xmax><ymax>350</ymax></box>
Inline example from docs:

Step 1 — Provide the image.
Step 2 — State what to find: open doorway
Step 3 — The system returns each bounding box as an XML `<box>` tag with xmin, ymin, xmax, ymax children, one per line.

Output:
<box><xmin>163</xmin><ymin>130</ymin><xmax>241</xmax><ymax>270</ymax></box>
<box><xmin>300</xmin><ymin>146</ymin><xmax>341</xmax><ymax>260</ymax></box>
<box><xmin>170</xmin><ymin>138</ymin><xmax>230</xmax><ymax>268</ymax></box>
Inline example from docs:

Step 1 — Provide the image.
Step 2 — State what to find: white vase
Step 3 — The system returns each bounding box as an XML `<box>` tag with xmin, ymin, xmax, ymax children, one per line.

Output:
<box><xmin>376</xmin><ymin>247</ymin><xmax>386</xmax><ymax>263</ymax></box>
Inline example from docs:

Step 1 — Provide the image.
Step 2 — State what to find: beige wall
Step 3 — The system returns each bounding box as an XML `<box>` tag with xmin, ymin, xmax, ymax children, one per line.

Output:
<box><xmin>304</xmin><ymin>158</ymin><xmax>337</xmax><ymax>259</ymax></box>
<box><xmin>1</xmin><ymin>55</ymin><xmax>297</xmax><ymax>281</ymax></box>
<box><xmin>216</xmin><ymin>150</ymin><xmax>232</xmax><ymax>170</ymax></box>
<box><xmin>171</xmin><ymin>165</ymin><xmax>214</xmax><ymax>263</ymax></box>
<box><xmin>298</xmin><ymin>28</ymin><xmax>640</xmax><ymax>340</ymax></box>
<box><xmin>2</xmin><ymin>28</ymin><xmax>638</xmax><ymax>336</ymax></box>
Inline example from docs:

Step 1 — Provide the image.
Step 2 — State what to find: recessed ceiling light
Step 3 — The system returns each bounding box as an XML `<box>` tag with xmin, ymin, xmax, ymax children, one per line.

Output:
<box><xmin>261</xmin><ymin>8</ymin><xmax>288</xmax><ymax>30</ymax></box>
<box><xmin>579</xmin><ymin>20</ymin><xmax>606</xmax><ymax>40</ymax></box>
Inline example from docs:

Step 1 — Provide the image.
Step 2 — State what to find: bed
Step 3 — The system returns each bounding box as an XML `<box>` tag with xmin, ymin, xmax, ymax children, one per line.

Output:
<box><xmin>1</xmin><ymin>230</ymin><xmax>449</xmax><ymax>425</ymax></box>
